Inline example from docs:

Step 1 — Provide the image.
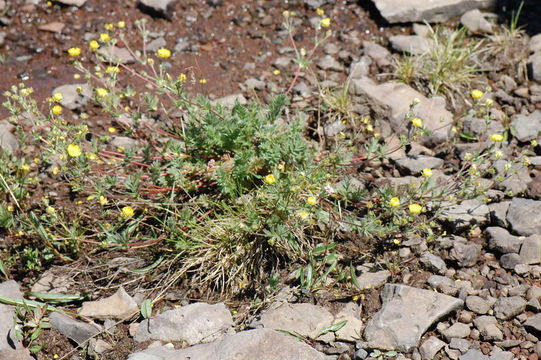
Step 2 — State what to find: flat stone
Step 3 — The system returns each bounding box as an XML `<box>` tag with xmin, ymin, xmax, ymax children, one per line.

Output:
<box><xmin>419</xmin><ymin>336</ymin><xmax>446</xmax><ymax>359</ymax></box>
<box><xmin>394</xmin><ymin>155</ymin><xmax>444</xmax><ymax>175</ymax></box>
<box><xmin>511</xmin><ymin>111</ymin><xmax>541</xmax><ymax>142</ymax></box>
<box><xmin>370</xmin><ymin>0</ymin><xmax>496</xmax><ymax>23</ymax></box>
<box><xmin>442</xmin><ymin>199</ymin><xmax>490</xmax><ymax>231</ymax></box>
<box><xmin>317</xmin><ymin>55</ymin><xmax>344</xmax><ymax>72</ymax></box>
<box><xmin>525</xmin><ymin>313</ymin><xmax>541</xmax><ymax>333</ymax></box>
<box><xmin>97</xmin><ymin>45</ymin><xmax>136</xmax><ymax>64</ymax></box>
<box><xmin>138</xmin><ymin>0</ymin><xmax>175</xmax><ymax>17</ymax></box>
<box><xmin>55</xmin><ymin>0</ymin><xmax>86</xmax><ymax>6</ymax></box>
<box><xmin>211</xmin><ymin>93</ymin><xmax>247</xmax><ymax>109</ymax></box>
<box><xmin>449</xmin><ymin>338</ymin><xmax>471</xmax><ymax>353</ymax></box>
<box><xmin>420</xmin><ymin>252</ymin><xmax>447</xmax><ymax>274</ymax></box>
<box><xmin>489</xmin><ymin>352</ymin><xmax>514</xmax><ymax>360</ymax></box>
<box><xmin>363</xmin><ymin>41</ymin><xmax>392</xmax><ymax>67</ymax></box>
<box><xmin>460</xmin><ymin>349</ymin><xmax>489</xmax><ymax>360</ymax></box>
<box><xmin>427</xmin><ymin>275</ymin><xmax>457</xmax><ymax>296</ymax></box>
<box><xmin>356</xmin><ymin>270</ymin><xmax>391</xmax><ymax>289</ymax></box>
<box><xmin>493</xmin><ymin>296</ymin><xmax>527</xmax><ymax>320</ymax></box>
<box><xmin>50</xmin><ymin>312</ymin><xmax>100</xmax><ymax>345</ymax></box>
<box><xmin>465</xmin><ymin>296</ymin><xmax>491</xmax><ymax>314</ymax></box>
<box><xmin>520</xmin><ymin>235</ymin><xmax>541</xmax><ymax>265</ymax></box>
<box><xmin>449</xmin><ymin>238</ymin><xmax>483</xmax><ymax>267</ymax></box>
<box><xmin>258</xmin><ymin>303</ymin><xmax>334</xmax><ymax>341</ymax></box>
<box><xmin>364</xmin><ymin>283</ymin><xmax>463</xmax><ymax>351</ymax></box>
<box><xmin>38</xmin><ymin>21</ymin><xmax>65</xmax><ymax>33</ymax></box>
<box><xmin>442</xmin><ymin>322</ymin><xmax>471</xmax><ymax>341</ymax></box>
<box><xmin>51</xmin><ymin>83</ymin><xmax>92</xmax><ymax>110</ymax></box>
<box><xmin>500</xmin><ymin>253</ymin><xmax>522</xmax><ymax>269</ymax></box>
<box><xmin>0</xmin><ymin>281</ymin><xmax>31</xmax><ymax>359</ymax></box>
<box><xmin>0</xmin><ymin>120</ymin><xmax>19</xmax><ymax>154</ymax></box>
<box><xmin>462</xmin><ymin>116</ymin><xmax>504</xmax><ymax>138</ymax></box>
<box><xmin>79</xmin><ymin>287</ymin><xmax>139</xmax><ymax>320</ymax></box>
<box><xmin>135</xmin><ymin>302</ymin><xmax>234</xmax><ymax>345</ymax></box>
<box><xmin>334</xmin><ymin>303</ymin><xmax>363</xmax><ymax>342</ymax></box>
<box><xmin>389</xmin><ymin>35</ymin><xmax>433</xmax><ymax>55</ymax></box>
<box><xmin>486</xmin><ymin>227</ymin><xmax>523</xmax><ymax>254</ymax></box>
<box><xmin>488</xmin><ymin>201</ymin><xmax>510</xmax><ymax>227</ymax></box>
<box><xmin>460</xmin><ymin>9</ymin><xmax>493</xmax><ymax>33</ymax></box>
<box><xmin>507</xmin><ymin>198</ymin><xmax>541</xmax><ymax>236</ymax></box>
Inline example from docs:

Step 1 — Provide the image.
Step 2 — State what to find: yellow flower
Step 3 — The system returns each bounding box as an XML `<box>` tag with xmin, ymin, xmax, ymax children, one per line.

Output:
<box><xmin>264</xmin><ymin>174</ymin><xmax>276</xmax><ymax>185</ymax></box>
<box><xmin>121</xmin><ymin>206</ymin><xmax>135</xmax><ymax>218</ymax></box>
<box><xmin>53</xmin><ymin>92</ymin><xmax>63</xmax><ymax>102</ymax></box>
<box><xmin>73</xmin><ymin>74</ymin><xmax>81</xmax><ymax>79</ymax></box>
<box><xmin>422</xmin><ymin>168</ymin><xmax>432</xmax><ymax>177</ymax></box>
<box><xmin>66</xmin><ymin>144</ymin><xmax>82</xmax><ymax>158</ymax></box>
<box><xmin>100</xmin><ymin>33</ymin><xmax>111</xmax><ymax>42</ymax></box>
<box><xmin>67</xmin><ymin>47</ymin><xmax>81</xmax><ymax>57</ymax></box>
<box><xmin>393</xmin><ymin>239</ymin><xmax>401</xmax><ymax>245</ymax></box>
<box><xmin>282</xmin><ymin>10</ymin><xmax>291</xmax><ymax>18</ymax></box>
<box><xmin>7</xmin><ymin>205</ymin><xmax>14</xmax><ymax>212</ymax></box>
<box><xmin>108</xmin><ymin>127</ymin><xmax>116</xmax><ymax>133</ymax></box>
<box><xmin>199</xmin><ymin>78</ymin><xmax>207</xmax><ymax>84</ymax></box>
<box><xmin>531</xmin><ymin>140</ymin><xmax>538</xmax><ymax>147</ymax></box>
<box><xmin>306</xmin><ymin>196</ymin><xmax>318</xmax><ymax>206</ymax></box>
<box><xmin>52</xmin><ymin>105</ymin><xmax>62</xmax><ymax>115</ymax></box>
<box><xmin>52</xmin><ymin>167</ymin><xmax>59</xmax><ymax>175</ymax></box>
<box><xmin>411</xmin><ymin>117</ymin><xmax>423</xmax><ymax>128</ymax></box>
<box><xmin>20</xmin><ymin>164</ymin><xmax>30</xmax><ymax>172</ymax></box>
<box><xmin>489</xmin><ymin>133</ymin><xmax>504</xmax><ymax>142</ymax></box>
<box><xmin>470</xmin><ymin>89</ymin><xmax>484</xmax><ymax>99</ymax></box>
<box><xmin>104</xmin><ymin>23</ymin><xmax>114</xmax><ymax>30</ymax></box>
<box><xmin>46</xmin><ymin>206</ymin><xmax>56</xmax><ymax>215</ymax></box>
<box><xmin>297</xmin><ymin>210</ymin><xmax>310</xmax><ymax>220</ymax></box>
<box><xmin>316</xmin><ymin>8</ymin><xmax>325</xmax><ymax>16</ymax></box>
<box><xmin>99</xmin><ymin>196</ymin><xmax>108</xmax><ymax>205</ymax></box>
<box><xmin>320</xmin><ymin>17</ymin><xmax>331</xmax><ymax>28</ymax></box>
<box><xmin>96</xmin><ymin>88</ymin><xmax>108</xmax><ymax>97</ymax></box>
<box><xmin>106</xmin><ymin>66</ymin><xmax>120</xmax><ymax>74</ymax></box>
<box><xmin>89</xmin><ymin>40</ymin><xmax>100</xmax><ymax>50</ymax></box>
<box><xmin>157</xmin><ymin>48</ymin><xmax>171</xmax><ymax>59</ymax></box>
<box><xmin>117</xmin><ymin>21</ymin><xmax>126</xmax><ymax>28</ymax></box>
<box><xmin>485</xmin><ymin>98</ymin><xmax>493</xmax><ymax>106</ymax></box>
<box><xmin>408</xmin><ymin>203</ymin><xmax>423</xmax><ymax>215</ymax></box>
<box><xmin>178</xmin><ymin>73</ymin><xmax>187</xmax><ymax>82</ymax></box>
<box><xmin>389</xmin><ymin>197</ymin><xmax>400</xmax><ymax>207</ymax></box>
<box><xmin>273</xmin><ymin>69</ymin><xmax>280</xmax><ymax>75</ymax></box>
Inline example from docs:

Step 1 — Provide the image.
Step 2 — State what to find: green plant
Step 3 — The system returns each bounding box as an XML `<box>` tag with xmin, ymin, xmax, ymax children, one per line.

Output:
<box><xmin>13</xmin><ymin>303</ymin><xmax>51</xmax><ymax>354</ymax></box>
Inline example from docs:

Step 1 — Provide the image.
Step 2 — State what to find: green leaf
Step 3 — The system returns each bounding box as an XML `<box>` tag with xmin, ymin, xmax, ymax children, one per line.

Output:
<box><xmin>140</xmin><ymin>299</ymin><xmax>153</xmax><ymax>319</ymax></box>
<box><xmin>0</xmin><ymin>259</ymin><xmax>6</xmax><ymax>278</ymax></box>
<box><xmin>130</xmin><ymin>256</ymin><xmax>164</xmax><ymax>274</ymax></box>
<box><xmin>350</xmin><ymin>264</ymin><xmax>361</xmax><ymax>289</ymax></box>
<box><xmin>28</xmin><ymin>292</ymin><xmax>84</xmax><ymax>304</ymax></box>
<box><xmin>317</xmin><ymin>320</ymin><xmax>347</xmax><ymax>337</ymax></box>
<box><xmin>311</xmin><ymin>242</ymin><xmax>336</xmax><ymax>256</ymax></box>
<box><xmin>29</xmin><ymin>345</ymin><xmax>43</xmax><ymax>353</ymax></box>
<box><xmin>459</xmin><ymin>132</ymin><xmax>477</xmax><ymax>140</ymax></box>
<box><xmin>30</xmin><ymin>327</ymin><xmax>42</xmax><ymax>341</ymax></box>
<box><xmin>0</xmin><ymin>296</ymin><xmax>60</xmax><ymax>312</ymax></box>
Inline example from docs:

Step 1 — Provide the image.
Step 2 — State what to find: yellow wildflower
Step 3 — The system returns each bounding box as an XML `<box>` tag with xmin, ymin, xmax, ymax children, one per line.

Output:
<box><xmin>20</xmin><ymin>164</ymin><xmax>30</xmax><ymax>172</ymax></box>
<box><xmin>422</xmin><ymin>168</ymin><xmax>433</xmax><ymax>177</ymax></box>
<box><xmin>96</xmin><ymin>88</ymin><xmax>108</xmax><ymax>97</ymax></box>
<box><xmin>306</xmin><ymin>196</ymin><xmax>318</xmax><ymax>206</ymax></box>
<box><xmin>52</xmin><ymin>105</ymin><xmax>62</xmax><ymax>115</ymax></box>
<box><xmin>273</xmin><ymin>69</ymin><xmax>280</xmax><ymax>75</ymax></box>
<box><xmin>320</xmin><ymin>17</ymin><xmax>331</xmax><ymax>28</ymax></box>
<box><xmin>121</xmin><ymin>206</ymin><xmax>135</xmax><ymax>218</ymax></box>
<box><xmin>157</xmin><ymin>48</ymin><xmax>171</xmax><ymax>59</ymax></box>
<box><xmin>66</xmin><ymin>144</ymin><xmax>82</xmax><ymax>157</ymax></box>
<box><xmin>389</xmin><ymin>197</ymin><xmax>400</xmax><ymax>207</ymax></box>
<box><xmin>53</xmin><ymin>92</ymin><xmax>63</xmax><ymax>102</ymax></box>
<box><xmin>67</xmin><ymin>47</ymin><xmax>81</xmax><ymax>57</ymax></box>
<box><xmin>117</xmin><ymin>21</ymin><xmax>126</xmax><ymax>28</ymax></box>
<box><xmin>46</xmin><ymin>206</ymin><xmax>56</xmax><ymax>215</ymax></box>
<box><xmin>393</xmin><ymin>239</ymin><xmax>401</xmax><ymax>245</ymax></box>
<box><xmin>99</xmin><ymin>33</ymin><xmax>111</xmax><ymax>42</ymax></box>
<box><xmin>104</xmin><ymin>23</ymin><xmax>114</xmax><ymax>30</ymax></box>
<box><xmin>470</xmin><ymin>89</ymin><xmax>484</xmax><ymax>99</ymax></box>
<box><xmin>178</xmin><ymin>73</ymin><xmax>187</xmax><ymax>82</ymax></box>
<box><xmin>264</xmin><ymin>174</ymin><xmax>276</xmax><ymax>185</ymax></box>
<box><xmin>99</xmin><ymin>196</ymin><xmax>108</xmax><ymax>205</ymax></box>
<box><xmin>316</xmin><ymin>8</ymin><xmax>325</xmax><ymax>16</ymax></box>
<box><xmin>106</xmin><ymin>66</ymin><xmax>120</xmax><ymax>74</ymax></box>
<box><xmin>199</xmin><ymin>78</ymin><xmax>207</xmax><ymax>84</ymax></box>
<box><xmin>297</xmin><ymin>210</ymin><xmax>310</xmax><ymax>220</ymax></box>
<box><xmin>108</xmin><ymin>127</ymin><xmax>116</xmax><ymax>133</ymax></box>
<box><xmin>489</xmin><ymin>133</ymin><xmax>504</xmax><ymax>142</ymax></box>
<box><xmin>411</xmin><ymin>117</ymin><xmax>423</xmax><ymax>128</ymax></box>
<box><xmin>89</xmin><ymin>40</ymin><xmax>100</xmax><ymax>50</ymax></box>
<box><xmin>408</xmin><ymin>203</ymin><xmax>423</xmax><ymax>215</ymax></box>
<box><xmin>7</xmin><ymin>205</ymin><xmax>14</xmax><ymax>212</ymax></box>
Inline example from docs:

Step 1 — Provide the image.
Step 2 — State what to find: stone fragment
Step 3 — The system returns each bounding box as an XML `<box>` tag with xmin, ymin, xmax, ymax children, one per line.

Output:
<box><xmin>0</xmin><ymin>281</ymin><xmax>32</xmax><ymax>360</ymax></box>
<box><xmin>370</xmin><ymin>0</ymin><xmax>496</xmax><ymax>24</ymax></box>
<box><xmin>97</xmin><ymin>45</ymin><xmax>136</xmax><ymax>64</ymax></box>
<box><xmin>128</xmin><ymin>329</ymin><xmax>328</xmax><ymax>360</ymax></box>
<box><xmin>488</xmin><ymin>201</ymin><xmax>510</xmax><ymax>227</ymax></box>
<box><xmin>465</xmin><ymin>296</ymin><xmax>491</xmax><ymax>314</ymax></box>
<box><xmin>389</xmin><ymin>35</ymin><xmax>433</xmax><ymax>55</ymax></box>
<box><xmin>419</xmin><ymin>336</ymin><xmax>446</xmax><ymax>359</ymax></box>
<box><xmin>211</xmin><ymin>94</ymin><xmax>247</xmax><ymax>109</ymax></box>
<box><xmin>0</xmin><ymin>120</ymin><xmax>19</xmax><ymax>154</ymax></box>
<box><xmin>334</xmin><ymin>303</ymin><xmax>363</xmax><ymax>341</ymax></box>
<box><xmin>530</xmin><ymin>52</ymin><xmax>541</xmax><ymax>84</ymax></box>
<box><xmin>460</xmin><ymin>349</ymin><xmax>489</xmax><ymax>360</ymax></box>
<box><xmin>442</xmin><ymin>199</ymin><xmax>490</xmax><ymax>231</ymax></box>
<box><xmin>507</xmin><ymin>198</ymin><xmax>541</xmax><ymax>236</ymax></box>
<box><xmin>442</xmin><ymin>322</ymin><xmax>470</xmax><ymax>341</ymax></box>
<box><xmin>524</xmin><ymin>313</ymin><xmax>541</xmax><ymax>333</ymax></box>
<box><xmin>50</xmin><ymin>312</ymin><xmax>100</xmax><ymax>345</ymax></box>
<box><xmin>449</xmin><ymin>338</ymin><xmax>471</xmax><ymax>353</ymax></box>
<box><xmin>317</xmin><ymin>55</ymin><xmax>344</xmax><ymax>72</ymax></box>
<box><xmin>52</xmin><ymin>83</ymin><xmax>92</xmax><ymax>110</ymax></box>
<box><xmin>420</xmin><ymin>252</ymin><xmax>447</xmax><ymax>274</ymax></box>
<box><xmin>449</xmin><ymin>238</ymin><xmax>483</xmax><ymax>267</ymax></box>
<box><xmin>55</xmin><ymin>0</ymin><xmax>86</xmax><ymax>6</ymax></box>
<box><xmin>394</xmin><ymin>155</ymin><xmax>444</xmax><ymax>175</ymax></box>
<box><xmin>486</xmin><ymin>227</ymin><xmax>523</xmax><ymax>254</ymax></box>
<box><xmin>460</xmin><ymin>9</ymin><xmax>493</xmax><ymax>33</ymax></box>
<box><xmin>138</xmin><ymin>0</ymin><xmax>175</xmax><ymax>17</ymax></box>
<box><xmin>364</xmin><ymin>284</ymin><xmax>463</xmax><ymax>351</ymax></box>
<box><xmin>519</xmin><ymin>235</ymin><xmax>541</xmax><ymax>265</ymax></box>
<box><xmin>38</xmin><ymin>21</ymin><xmax>65</xmax><ymax>33</ymax></box>
<box><xmin>427</xmin><ymin>275</ymin><xmax>457</xmax><ymax>296</ymax></box>
<box><xmin>500</xmin><ymin>253</ymin><xmax>521</xmax><ymax>269</ymax></box>
<box><xmin>489</xmin><ymin>352</ymin><xmax>514</xmax><ymax>360</ymax></box>
<box><xmin>79</xmin><ymin>287</ymin><xmax>138</xmax><ymax>320</ymax></box>
<box><xmin>135</xmin><ymin>302</ymin><xmax>234</xmax><ymax>344</ymax></box>
<box><xmin>493</xmin><ymin>296</ymin><xmax>527</xmax><ymax>320</ymax></box>
<box><xmin>462</xmin><ymin>116</ymin><xmax>504</xmax><ymax>137</ymax></box>
<box><xmin>511</xmin><ymin>111</ymin><xmax>541</xmax><ymax>142</ymax></box>
<box><xmin>356</xmin><ymin>270</ymin><xmax>391</xmax><ymax>289</ymax></box>
<box><xmin>363</xmin><ymin>41</ymin><xmax>391</xmax><ymax>67</ymax></box>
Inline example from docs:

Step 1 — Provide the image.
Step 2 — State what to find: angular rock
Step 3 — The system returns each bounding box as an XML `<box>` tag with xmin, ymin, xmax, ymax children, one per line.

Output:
<box><xmin>356</xmin><ymin>270</ymin><xmax>391</xmax><ymax>289</ymax></box>
<box><xmin>460</xmin><ymin>9</ymin><xmax>493</xmax><ymax>33</ymax></box>
<box><xmin>419</xmin><ymin>336</ymin><xmax>446</xmax><ymax>359</ymax></box>
<box><xmin>334</xmin><ymin>303</ymin><xmax>363</xmax><ymax>341</ymax></box>
<box><xmin>449</xmin><ymin>237</ymin><xmax>483</xmax><ymax>267</ymax></box>
<box><xmin>442</xmin><ymin>199</ymin><xmax>490</xmax><ymax>230</ymax></box>
<box><xmin>493</xmin><ymin>296</ymin><xmax>527</xmax><ymax>320</ymax></box>
<box><xmin>50</xmin><ymin>312</ymin><xmax>100</xmax><ymax>345</ymax></box>
<box><xmin>0</xmin><ymin>120</ymin><xmax>19</xmax><ymax>154</ymax></box>
<box><xmin>449</xmin><ymin>338</ymin><xmax>471</xmax><ymax>353</ymax></box>
<box><xmin>79</xmin><ymin>287</ymin><xmax>138</xmax><ymax>320</ymax></box>
<box><xmin>389</xmin><ymin>35</ymin><xmax>433</xmax><ymax>55</ymax></box>
<box><xmin>427</xmin><ymin>275</ymin><xmax>457</xmax><ymax>296</ymax></box>
<box><xmin>507</xmin><ymin>197</ymin><xmax>541</xmax><ymax>236</ymax></box>
<box><xmin>460</xmin><ymin>349</ymin><xmax>489</xmax><ymax>360</ymax></box>
<box><xmin>364</xmin><ymin>284</ymin><xmax>463</xmax><ymax>351</ymax></box>
<box><xmin>363</xmin><ymin>41</ymin><xmax>392</xmax><ymax>67</ymax></box>
<box><xmin>465</xmin><ymin>296</ymin><xmax>491</xmax><ymax>314</ymax></box>
<box><xmin>441</xmin><ymin>322</ymin><xmax>470</xmax><ymax>341</ymax></box>
<box><xmin>528</xmin><ymin>53</ymin><xmax>541</xmax><ymax>84</ymax></box>
<box><xmin>55</xmin><ymin>0</ymin><xmax>86</xmax><ymax>6</ymax></box>
<box><xmin>519</xmin><ymin>235</ymin><xmax>541</xmax><ymax>265</ymax></box>
<box><xmin>524</xmin><ymin>313</ymin><xmax>541</xmax><ymax>333</ymax></box>
<box><xmin>500</xmin><ymin>253</ymin><xmax>522</xmax><ymax>270</ymax></box>
<box><xmin>128</xmin><ymin>329</ymin><xmax>328</xmax><ymax>360</ymax></box>
<box><xmin>0</xmin><ymin>281</ymin><xmax>32</xmax><ymax>360</ymax></box>
<box><xmin>420</xmin><ymin>252</ymin><xmax>447</xmax><ymax>274</ymax></box>
<box><xmin>52</xmin><ymin>83</ymin><xmax>92</xmax><ymax>110</ymax></box>
<box><xmin>474</xmin><ymin>315</ymin><xmax>503</xmax><ymax>341</ymax></box>
<box><xmin>490</xmin><ymin>352</ymin><xmax>514</xmax><ymax>360</ymax></box>
<box><xmin>486</xmin><ymin>227</ymin><xmax>523</xmax><ymax>254</ymax></box>
<box><xmin>211</xmin><ymin>93</ymin><xmax>247</xmax><ymax>109</ymax></box>
<box><xmin>349</xmin><ymin>56</ymin><xmax>372</xmax><ymax>79</ymax></box>
<box><xmin>462</xmin><ymin>116</ymin><xmax>504</xmax><ymax>138</ymax></box>
<box><xmin>511</xmin><ymin>111</ymin><xmax>541</xmax><ymax>142</ymax></box>
<box><xmin>395</xmin><ymin>155</ymin><xmax>444</xmax><ymax>175</ymax></box>
<box><xmin>135</xmin><ymin>302</ymin><xmax>234</xmax><ymax>344</ymax></box>
<box><xmin>317</xmin><ymin>55</ymin><xmax>344</xmax><ymax>72</ymax></box>
<box><xmin>370</xmin><ymin>0</ymin><xmax>496</xmax><ymax>24</ymax></box>
<box><xmin>352</xmin><ymin>77</ymin><xmax>453</xmax><ymax>146</ymax></box>
<box><xmin>138</xmin><ymin>0</ymin><xmax>175</xmax><ymax>17</ymax></box>
<box><xmin>488</xmin><ymin>201</ymin><xmax>510</xmax><ymax>227</ymax></box>
<box><xmin>97</xmin><ymin>45</ymin><xmax>136</xmax><ymax>64</ymax></box>
<box><xmin>258</xmin><ymin>303</ymin><xmax>334</xmax><ymax>340</ymax></box>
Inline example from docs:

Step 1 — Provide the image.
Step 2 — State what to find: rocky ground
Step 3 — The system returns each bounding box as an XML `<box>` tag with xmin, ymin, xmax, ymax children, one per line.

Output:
<box><xmin>3</xmin><ymin>0</ymin><xmax>541</xmax><ymax>360</ymax></box>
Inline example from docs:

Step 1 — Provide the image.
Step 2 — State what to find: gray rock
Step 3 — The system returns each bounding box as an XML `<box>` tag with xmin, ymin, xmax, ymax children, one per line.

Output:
<box><xmin>352</xmin><ymin>77</ymin><xmax>453</xmax><ymax>146</ymax></box>
<box><xmin>0</xmin><ymin>120</ymin><xmax>19</xmax><ymax>154</ymax></box>
<box><xmin>79</xmin><ymin>287</ymin><xmax>138</xmax><ymax>320</ymax></box>
<box><xmin>110</xmin><ymin>136</ymin><xmax>139</xmax><ymax>150</ymax></box>
<box><xmin>146</xmin><ymin>37</ymin><xmax>167</xmax><ymax>52</ymax></box>
<box><xmin>420</xmin><ymin>252</ymin><xmax>447</xmax><ymax>274</ymax></box>
<box><xmin>508</xmin><ymin>198</ymin><xmax>541</xmax><ymax>236</ymax></box>
<box><xmin>427</xmin><ymin>275</ymin><xmax>457</xmax><ymax>296</ymax></box>
<box><xmin>211</xmin><ymin>94</ymin><xmax>247</xmax><ymax>109</ymax></box>
<box><xmin>0</xmin><ymin>281</ymin><xmax>32</xmax><ymax>360</ymax></box>
<box><xmin>356</xmin><ymin>270</ymin><xmax>391</xmax><ymax>289</ymax></box>
<box><xmin>493</xmin><ymin>296</ymin><xmax>527</xmax><ymax>320</ymax></box>
<box><xmin>460</xmin><ymin>349</ymin><xmax>489</xmax><ymax>360</ymax></box>
<box><xmin>395</xmin><ymin>155</ymin><xmax>444</xmax><ymax>175</ymax></box>
<box><xmin>524</xmin><ymin>313</ymin><xmax>541</xmax><ymax>333</ymax></box>
<box><xmin>97</xmin><ymin>45</ymin><xmax>136</xmax><ymax>64</ymax></box>
<box><xmin>51</xmin><ymin>83</ymin><xmax>92</xmax><ymax>110</ymax></box>
<box><xmin>273</xmin><ymin>57</ymin><xmax>291</xmax><ymax>70</ymax></box>
<box><xmin>474</xmin><ymin>315</ymin><xmax>503</xmax><ymax>341</ymax></box>
<box><xmin>174</xmin><ymin>38</ymin><xmax>190</xmax><ymax>53</ymax></box>
<box><xmin>486</xmin><ymin>227</ymin><xmax>523</xmax><ymax>254</ymax></box>
<box><xmin>349</xmin><ymin>56</ymin><xmax>372</xmax><ymax>79</ymax></box>
<box><xmin>389</xmin><ymin>35</ymin><xmax>433</xmax><ymax>55</ymax></box>
<box><xmin>138</xmin><ymin>0</ymin><xmax>175</xmax><ymax>17</ymax></box>
<box><xmin>50</xmin><ymin>312</ymin><xmax>100</xmax><ymax>345</ymax></box>
<box><xmin>519</xmin><ymin>235</ymin><xmax>541</xmax><ymax>265</ymax></box>
<box><xmin>55</xmin><ymin>0</ymin><xmax>86</xmax><ymax>6</ymax></box>
<box><xmin>363</xmin><ymin>41</ymin><xmax>391</xmax><ymax>67</ymax></box>
<box><xmin>449</xmin><ymin>237</ymin><xmax>483</xmax><ymax>267</ymax></box>
<box><xmin>355</xmin><ymin>349</ymin><xmax>369</xmax><ymax>359</ymax></box>
<box><xmin>449</xmin><ymin>338</ymin><xmax>471</xmax><ymax>353</ymax></box>
<box><xmin>460</xmin><ymin>9</ymin><xmax>493</xmax><ymax>33</ymax></box>
<box><xmin>462</xmin><ymin>116</ymin><xmax>504</xmax><ymax>137</ymax></box>
<box><xmin>135</xmin><ymin>302</ymin><xmax>234</xmax><ymax>344</ymax></box>
<box><xmin>489</xmin><ymin>352</ymin><xmax>514</xmax><ymax>360</ymax></box>
<box><xmin>511</xmin><ymin>111</ymin><xmax>541</xmax><ymax>142</ymax></box>
<box><xmin>317</xmin><ymin>55</ymin><xmax>344</xmax><ymax>72</ymax></box>
<box><xmin>334</xmin><ymin>303</ymin><xmax>363</xmax><ymax>342</ymax></box>
<box><xmin>324</xmin><ymin>120</ymin><xmax>346</xmax><ymax>137</ymax></box>
<box><xmin>364</xmin><ymin>283</ymin><xmax>463</xmax><ymax>351</ymax></box>
<box><xmin>442</xmin><ymin>322</ymin><xmax>471</xmax><ymax>341</ymax></box>
<box><xmin>128</xmin><ymin>328</ymin><xmax>328</xmax><ymax>360</ymax></box>
<box><xmin>530</xmin><ymin>34</ymin><xmax>541</xmax><ymax>53</ymax></box>
<box><xmin>442</xmin><ymin>199</ymin><xmax>490</xmax><ymax>231</ymax></box>
<box><xmin>500</xmin><ymin>253</ymin><xmax>522</xmax><ymax>269</ymax></box>
<box><xmin>529</xmin><ymin>52</ymin><xmax>541</xmax><ymax>83</ymax></box>
<box><xmin>370</xmin><ymin>0</ymin><xmax>496</xmax><ymax>23</ymax></box>
<box><xmin>465</xmin><ymin>296</ymin><xmax>491</xmax><ymax>314</ymax></box>
<box><xmin>244</xmin><ymin>78</ymin><xmax>266</xmax><ymax>91</ymax></box>
<box><xmin>488</xmin><ymin>201</ymin><xmax>510</xmax><ymax>227</ymax></box>
<box><xmin>258</xmin><ymin>303</ymin><xmax>334</xmax><ymax>341</ymax></box>
<box><xmin>419</xmin><ymin>336</ymin><xmax>446</xmax><ymax>359</ymax></box>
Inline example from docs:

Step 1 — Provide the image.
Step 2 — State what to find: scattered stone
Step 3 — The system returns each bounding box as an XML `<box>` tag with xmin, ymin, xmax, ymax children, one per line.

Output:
<box><xmin>508</xmin><ymin>198</ymin><xmax>541</xmax><ymax>236</ymax></box>
<box><xmin>369</xmin><ymin>0</ymin><xmax>496</xmax><ymax>23</ymax></box>
<box><xmin>524</xmin><ymin>313</ymin><xmax>541</xmax><ymax>333</ymax></box>
<box><xmin>488</xmin><ymin>201</ymin><xmax>510</xmax><ymax>226</ymax></box>
<box><xmin>31</xmin><ymin>269</ymin><xmax>76</xmax><ymax>294</ymax></box>
<box><xmin>0</xmin><ymin>120</ymin><xmax>19</xmax><ymax>154</ymax></box>
<box><xmin>489</xmin><ymin>352</ymin><xmax>514</xmax><ymax>360</ymax></box>
<box><xmin>486</xmin><ymin>227</ymin><xmax>523</xmax><ymax>254</ymax></box>
<box><xmin>79</xmin><ymin>287</ymin><xmax>138</xmax><ymax>320</ymax></box>
<box><xmin>427</xmin><ymin>275</ymin><xmax>457</xmax><ymax>296</ymax></box>
<box><xmin>449</xmin><ymin>338</ymin><xmax>471</xmax><ymax>353</ymax></box>
<box><xmin>395</xmin><ymin>155</ymin><xmax>444</xmax><ymax>175</ymax></box>
<box><xmin>520</xmin><ymin>235</ymin><xmax>541</xmax><ymax>265</ymax></box>
<box><xmin>334</xmin><ymin>303</ymin><xmax>363</xmax><ymax>341</ymax></box>
<box><xmin>134</xmin><ymin>302</ymin><xmax>234</xmax><ymax>344</ymax></box>
<box><xmin>244</xmin><ymin>78</ymin><xmax>266</xmax><ymax>91</ymax></box>
<box><xmin>356</xmin><ymin>270</ymin><xmax>391</xmax><ymax>289</ymax></box>
<box><xmin>128</xmin><ymin>329</ymin><xmax>328</xmax><ymax>360</ymax></box>
<box><xmin>0</xmin><ymin>281</ymin><xmax>32</xmax><ymax>360</ymax></box>
<box><xmin>466</xmin><ymin>296</ymin><xmax>491</xmax><ymax>314</ymax></box>
<box><xmin>211</xmin><ymin>93</ymin><xmax>247</xmax><ymax>108</ymax></box>
<box><xmin>138</xmin><ymin>0</ymin><xmax>175</xmax><ymax>18</ymax></box>
<box><xmin>38</xmin><ymin>21</ymin><xmax>65</xmax><ymax>33</ymax></box>
<box><xmin>51</xmin><ymin>83</ymin><xmax>92</xmax><ymax>110</ymax></box>
<box><xmin>419</xmin><ymin>336</ymin><xmax>446</xmax><ymax>359</ymax></box>
<box><xmin>474</xmin><ymin>315</ymin><xmax>503</xmax><ymax>341</ymax></box>
<box><xmin>462</xmin><ymin>116</ymin><xmax>504</xmax><ymax>138</ymax></box>
<box><xmin>389</xmin><ymin>35</ymin><xmax>433</xmax><ymax>55</ymax></box>
<box><xmin>50</xmin><ymin>312</ymin><xmax>100</xmax><ymax>345</ymax></box>
<box><xmin>442</xmin><ymin>322</ymin><xmax>471</xmax><ymax>340</ymax></box>
<box><xmin>493</xmin><ymin>296</ymin><xmax>527</xmax><ymax>320</ymax></box>
<box><xmin>420</xmin><ymin>252</ymin><xmax>447</xmax><ymax>274</ymax></box>
<box><xmin>511</xmin><ymin>111</ymin><xmax>541</xmax><ymax>142</ymax></box>
<box><xmin>364</xmin><ymin>283</ymin><xmax>463</xmax><ymax>351</ymax></box>
<box><xmin>146</xmin><ymin>37</ymin><xmax>167</xmax><ymax>52</ymax></box>
<box><xmin>97</xmin><ymin>45</ymin><xmax>136</xmax><ymax>64</ymax></box>
<box><xmin>54</xmin><ymin>0</ymin><xmax>86</xmax><ymax>6</ymax></box>
<box><xmin>363</xmin><ymin>41</ymin><xmax>392</xmax><ymax>67</ymax></box>
<box><xmin>442</xmin><ymin>199</ymin><xmax>490</xmax><ymax>231</ymax></box>
<box><xmin>110</xmin><ymin>136</ymin><xmax>139</xmax><ymax>150</ymax></box>
<box><xmin>500</xmin><ymin>253</ymin><xmax>522</xmax><ymax>270</ymax></box>
<box><xmin>317</xmin><ymin>55</ymin><xmax>344</xmax><ymax>72</ymax></box>
<box><xmin>258</xmin><ymin>303</ymin><xmax>334</xmax><ymax>341</ymax></box>
<box><xmin>460</xmin><ymin>9</ymin><xmax>493</xmax><ymax>33</ymax></box>
<box><xmin>529</xmin><ymin>52</ymin><xmax>541</xmax><ymax>83</ymax></box>
<box><xmin>349</xmin><ymin>56</ymin><xmax>372</xmax><ymax>79</ymax></box>
<box><xmin>460</xmin><ymin>348</ymin><xmax>489</xmax><ymax>360</ymax></box>
<box><xmin>449</xmin><ymin>237</ymin><xmax>483</xmax><ymax>267</ymax></box>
